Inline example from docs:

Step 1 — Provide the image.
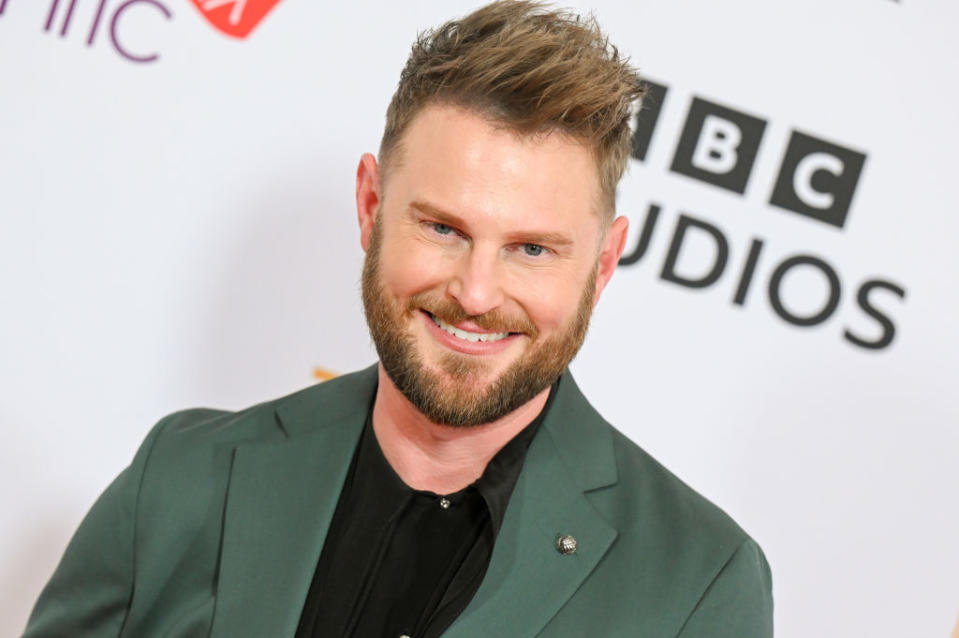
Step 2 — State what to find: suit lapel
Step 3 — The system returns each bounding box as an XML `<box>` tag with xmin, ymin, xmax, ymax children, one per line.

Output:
<box><xmin>209</xmin><ymin>368</ymin><xmax>376</xmax><ymax>638</ymax></box>
<box><xmin>445</xmin><ymin>373</ymin><xmax>619</xmax><ymax>637</ymax></box>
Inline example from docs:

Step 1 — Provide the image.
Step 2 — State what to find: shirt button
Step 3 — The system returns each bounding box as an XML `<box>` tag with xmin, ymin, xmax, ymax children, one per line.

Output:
<box><xmin>439</xmin><ymin>497</ymin><xmax>451</xmax><ymax>509</ymax></box>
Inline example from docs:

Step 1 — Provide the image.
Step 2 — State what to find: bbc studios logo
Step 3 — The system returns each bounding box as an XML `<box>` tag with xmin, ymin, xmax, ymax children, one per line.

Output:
<box><xmin>0</xmin><ymin>0</ymin><xmax>283</xmax><ymax>63</ymax></box>
<box><xmin>622</xmin><ymin>80</ymin><xmax>906</xmax><ymax>351</ymax></box>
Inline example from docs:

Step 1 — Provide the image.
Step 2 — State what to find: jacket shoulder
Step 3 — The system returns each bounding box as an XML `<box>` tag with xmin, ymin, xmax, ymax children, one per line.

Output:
<box><xmin>607</xmin><ymin>425</ymin><xmax>749</xmax><ymax>548</ymax></box>
<box><xmin>586</xmin><ymin>423</ymin><xmax>771</xmax><ymax>635</ymax></box>
<box><xmin>147</xmin><ymin>364</ymin><xmax>378</xmax><ymax>453</ymax></box>
<box><xmin>134</xmin><ymin>367</ymin><xmax>377</xmax><ymax>519</ymax></box>
<box><xmin>60</xmin><ymin>368</ymin><xmax>377</xmax><ymax>635</ymax></box>
<box><xmin>549</xmin><ymin>409</ymin><xmax>772</xmax><ymax>636</ymax></box>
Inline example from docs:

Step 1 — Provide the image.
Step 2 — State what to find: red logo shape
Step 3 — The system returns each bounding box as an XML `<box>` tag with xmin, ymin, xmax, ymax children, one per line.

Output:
<box><xmin>190</xmin><ymin>0</ymin><xmax>283</xmax><ymax>39</ymax></box>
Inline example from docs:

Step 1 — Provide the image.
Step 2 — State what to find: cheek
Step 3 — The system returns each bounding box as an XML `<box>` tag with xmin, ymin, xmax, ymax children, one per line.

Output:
<box><xmin>379</xmin><ymin>238</ymin><xmax>453</xmax><ymax>297</ymax></box>
<box><xmin>513</xmin><ymin>275</ymin><xmax>586</xmax><ymax>332</ymax></box>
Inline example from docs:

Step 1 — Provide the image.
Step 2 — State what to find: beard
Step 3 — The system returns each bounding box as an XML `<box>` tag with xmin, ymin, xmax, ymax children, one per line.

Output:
<box><xmin>361</xmin><ymin>220</ymin><xmax>596</xmax><ymax>427</ymax></box>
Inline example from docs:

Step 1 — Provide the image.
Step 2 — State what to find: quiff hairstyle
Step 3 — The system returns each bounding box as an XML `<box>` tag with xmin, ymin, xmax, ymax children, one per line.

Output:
<box><xmin>379</xmin><ymin>0</ymin><xmax>645</xmax><ymax>219</ymax></box>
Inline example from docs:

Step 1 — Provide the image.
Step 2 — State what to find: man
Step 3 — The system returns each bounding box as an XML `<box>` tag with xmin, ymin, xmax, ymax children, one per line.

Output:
<box><xmin>24</xmin><ymin>2</ymin><xmax>773</xmax><ymax>637</ymax></box>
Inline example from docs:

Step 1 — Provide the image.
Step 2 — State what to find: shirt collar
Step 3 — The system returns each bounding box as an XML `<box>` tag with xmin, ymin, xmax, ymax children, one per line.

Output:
<box><xmin>356</xmin><ymin>380</ymin><xmax>559</xmax><ymax>535</ymax></box>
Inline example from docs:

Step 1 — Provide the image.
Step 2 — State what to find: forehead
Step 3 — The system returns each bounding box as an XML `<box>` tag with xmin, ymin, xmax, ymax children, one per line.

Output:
<box><xmin>382</xmin><ymin>104</ymin><xmax>603</xmax><ymax>234</ymax></box>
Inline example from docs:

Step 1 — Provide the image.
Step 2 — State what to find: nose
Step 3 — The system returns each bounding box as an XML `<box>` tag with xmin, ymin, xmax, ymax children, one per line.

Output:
<box><xmin>446</xmin><ymin>246</ymin><xmax>506</xmax><ymax>316</ymax></box>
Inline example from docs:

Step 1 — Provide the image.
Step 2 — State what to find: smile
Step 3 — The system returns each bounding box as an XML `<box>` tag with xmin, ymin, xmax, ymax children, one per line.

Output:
<box><xmin>429</xmin><ymin>313</ymin><xmax>511</xmax><ymax>343</ymax></box>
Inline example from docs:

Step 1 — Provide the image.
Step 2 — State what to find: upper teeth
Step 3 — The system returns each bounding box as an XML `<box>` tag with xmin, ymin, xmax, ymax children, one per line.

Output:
<box><xmin>431</xmin><ymin>314</ymin><xmax>510</xmax><ymax>343</ymax></box>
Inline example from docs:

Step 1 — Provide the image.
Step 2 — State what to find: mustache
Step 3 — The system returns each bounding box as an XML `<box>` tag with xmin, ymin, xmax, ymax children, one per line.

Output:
<box><xmin>408</xmin><ymin>293</ymin><xmax>539</xmax><ymax>338</ymax></box>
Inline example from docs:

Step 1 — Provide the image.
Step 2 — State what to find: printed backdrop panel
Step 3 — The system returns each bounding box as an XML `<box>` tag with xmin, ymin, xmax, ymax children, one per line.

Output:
<box><xmin>1</xmin><ymin>1</ymin><xmax>956</xmax><ymax>636</ymax></box>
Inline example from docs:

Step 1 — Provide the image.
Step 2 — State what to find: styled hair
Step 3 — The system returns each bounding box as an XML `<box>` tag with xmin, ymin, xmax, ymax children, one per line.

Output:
<box><xmin>379</xmin><ymin>0</ymin><xmax>645</xmax><ymax>218</ymax></box>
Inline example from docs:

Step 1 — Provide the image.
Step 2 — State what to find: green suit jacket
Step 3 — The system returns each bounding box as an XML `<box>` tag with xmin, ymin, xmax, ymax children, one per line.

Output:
<box><xmin>24</xmin><ymin>366</ymin><xmax>773</xmax><ymax>637</ymax></box>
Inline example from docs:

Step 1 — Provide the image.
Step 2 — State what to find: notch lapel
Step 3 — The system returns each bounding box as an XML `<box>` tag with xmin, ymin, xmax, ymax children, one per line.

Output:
<box><xmin>445</xmin><ymin>373</ymin><xmax>619</xmax><ymax>637</ymax></box>
<box><xmin>208</xmin><ymin>391</ymin><xmax>369</xmax><ymax>638</ymax></box>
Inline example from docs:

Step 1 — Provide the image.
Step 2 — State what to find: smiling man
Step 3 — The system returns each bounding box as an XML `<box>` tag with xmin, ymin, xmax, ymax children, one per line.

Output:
<box><xmin>24</xmin><ymin>2</ymin><xmax>773</xmax><ymax>637</ymax></box>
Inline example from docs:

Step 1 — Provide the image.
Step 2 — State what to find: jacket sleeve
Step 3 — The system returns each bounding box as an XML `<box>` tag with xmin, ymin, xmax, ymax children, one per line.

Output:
<box><xmin>676</xmin><ymin>538</ymin><xmax>774</xmax><ymax>638</ymax></box>
<box><xmin>21</xmin><ymin>418</ymin><xmax>168</xmax><ymax>638</ymax></box>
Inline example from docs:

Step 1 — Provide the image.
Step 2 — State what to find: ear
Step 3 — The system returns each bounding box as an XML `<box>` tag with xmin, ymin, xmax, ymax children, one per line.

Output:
<box><xmin>356</xmin><ymin>153</ymin><xmax>381</xmax><ymax>252</ymax></box>
<box><xmin>592</xmin><ymin>215</ymin><xmax>629</xmax><ymax>305</ymax></box>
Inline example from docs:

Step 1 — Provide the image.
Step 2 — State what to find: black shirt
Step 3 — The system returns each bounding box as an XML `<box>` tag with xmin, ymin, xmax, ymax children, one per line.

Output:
<box><xmin>295</xmin><ymin>388</ymin><xmax>552</xmax><ymax>638</ymax></box>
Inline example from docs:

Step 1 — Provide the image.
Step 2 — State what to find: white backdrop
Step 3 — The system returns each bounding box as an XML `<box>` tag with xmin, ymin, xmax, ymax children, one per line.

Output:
<box><xmin>2</xmin><ymin>1</ymin><xmax>957</xmax><ymax>636</ymax></box>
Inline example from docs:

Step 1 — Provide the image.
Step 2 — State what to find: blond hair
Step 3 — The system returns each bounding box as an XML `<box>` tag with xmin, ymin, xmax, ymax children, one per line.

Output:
<box><xmin>379</xmin><ymin>0</ymin><xmax>645</xmax><ymax>218</ymax></box>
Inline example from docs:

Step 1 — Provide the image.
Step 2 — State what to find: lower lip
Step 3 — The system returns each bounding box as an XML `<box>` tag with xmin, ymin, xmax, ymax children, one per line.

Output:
<box><xmin>420</xmin><ymin>310</ymin><xmax>520</xmax><ymax>355</ymax></box>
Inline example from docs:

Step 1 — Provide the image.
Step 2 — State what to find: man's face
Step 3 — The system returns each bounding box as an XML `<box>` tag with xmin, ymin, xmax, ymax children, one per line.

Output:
<box><xmin>359</xmin><ymin>105</ymin><xmax>625</xmax><ymax>427</ymax></box>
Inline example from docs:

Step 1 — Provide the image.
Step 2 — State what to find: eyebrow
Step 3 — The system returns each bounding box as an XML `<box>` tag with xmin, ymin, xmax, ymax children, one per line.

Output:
<box><xmin>409</xmin><ymin>200</ymin><xmax>576</xmax><ymax>247</ymax></box>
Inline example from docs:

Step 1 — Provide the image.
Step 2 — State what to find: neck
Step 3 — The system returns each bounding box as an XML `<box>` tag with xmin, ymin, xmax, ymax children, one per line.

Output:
<box><xmin>371</xmin><ymin>365</ymin><xmax>549</xmax><ymax>494</ymax></box>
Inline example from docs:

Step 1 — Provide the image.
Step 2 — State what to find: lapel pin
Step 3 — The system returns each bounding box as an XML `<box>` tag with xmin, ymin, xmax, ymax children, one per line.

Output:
<box><xmin>556</xmin><ymin>534</ymin><xmax>578</xmax><ymax>555</ymax></box>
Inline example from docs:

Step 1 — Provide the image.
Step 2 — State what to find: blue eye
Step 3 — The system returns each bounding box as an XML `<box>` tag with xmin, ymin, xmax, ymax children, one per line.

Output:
<box><xmin>523</xmin><ymin>244</ymin><xmax>545</xmax><ymax>257</ymax></box>
<box><xmin>432</xmin><ymin>223</ymin><xmax>454</xmax><ymax>235</ymax></box>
